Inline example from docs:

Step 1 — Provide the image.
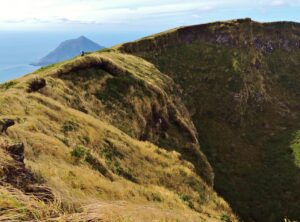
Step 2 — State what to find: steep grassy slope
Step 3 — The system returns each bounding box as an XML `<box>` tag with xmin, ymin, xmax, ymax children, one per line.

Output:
<box><xmin>118</xmin><ymin>19</ymin><xmax>300</xmax><ymax>222</ymax></box>
<box><xmin>0</xmin><ymin>52</ymin><xmax>236</xmax><ymax>221</ymax></box>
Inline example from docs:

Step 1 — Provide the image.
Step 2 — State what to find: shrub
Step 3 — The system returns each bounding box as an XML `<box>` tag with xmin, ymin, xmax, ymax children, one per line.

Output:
<box><xmin>62</xmin><ymin>121</ymin><xmax>79</xmax><ymax>133</ymax></box>
<box><xmin>71</xmin><ymin>145</ymin><xmax>88</xmax><ymax>163</ymax></box>
<box><xmin>220</xmin><ymin>214</ymin><xmax>231</xmax><ymax>222</ymax></box>
<box><xmin>179</xmin><ymin>194</ymin><xmax>193</xmax><ymax>208</ymax></box>
<box><xmin>70</xmin><ymin>146</ymin><xmax>112</xmax><ymax>179</ymax></box>
<box><xmin>100</xmin><ymin>140</ymin><xmax>124</xmax><ymax>161</ymax></box>
<box><xmin>112</xmin><ymin>161</ymin><xmax>137</xmax><ymax>183</ymax></box>
<box><xmin>0</xmin><ymin>81</ymin><xmax>17</xmax><ymax>90</ymax></box>
<box><xmin>85</xmin><ymin>152</ymin><xmax>112</xmax><ymax>179</ymax></box>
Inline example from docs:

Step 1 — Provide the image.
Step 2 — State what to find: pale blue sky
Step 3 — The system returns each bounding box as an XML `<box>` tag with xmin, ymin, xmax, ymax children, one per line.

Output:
<box><xmin>0</xmin><ymin>0</ymin><xmax>300</xmax><ymax>82</ymax></box>
<box><xmin>0</xmin><ymin>0</ymin><xmax>300</xmax><ymax>33</ymax></box>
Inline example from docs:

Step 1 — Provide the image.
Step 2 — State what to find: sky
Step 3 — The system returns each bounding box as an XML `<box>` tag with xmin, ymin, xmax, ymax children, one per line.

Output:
<box><xmin>0</xmin><ymin>0</ymin><xmax>300</xmax><ymax>33</ymax></box>
<box><xmin>0</xmin><ymin>0</ymin><xmax>300</xmax><ymax>82</ymax></box>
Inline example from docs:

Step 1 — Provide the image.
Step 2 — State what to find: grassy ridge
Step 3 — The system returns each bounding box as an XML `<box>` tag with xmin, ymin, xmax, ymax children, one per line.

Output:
<box><xmin>0</xmin><ymin>51</ymin><xmax>237</xmax><ymax>221</ymax></box>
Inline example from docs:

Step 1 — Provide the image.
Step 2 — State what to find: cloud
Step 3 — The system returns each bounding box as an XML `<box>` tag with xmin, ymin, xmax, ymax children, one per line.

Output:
<box><xmin>0</xmin><ymin>0</ymin><xmax>220</xmax><ymax>30</ymax></box>
<box><xmin>0</xmin><ymin>0</ymin><xmax>218</xmax><ymax>24</ymax></box>
<box><xmin>270</xmin><ymin>0</ymin><xmax>289</xmax><ymax>6</ymax></box>
<box><xmin>0</xmin><ymin>0</ymin><xmax>299</xmax><ymax>30</ymax></box>
<box><xmin>269</xmin><ymin>0</ymin><xmax>300</xmax><ymax>6</ymax></box>
<box><xmin>55</xmin><ymin>18</ymin><xmax>105</xmax><ymax>25</ymax></box>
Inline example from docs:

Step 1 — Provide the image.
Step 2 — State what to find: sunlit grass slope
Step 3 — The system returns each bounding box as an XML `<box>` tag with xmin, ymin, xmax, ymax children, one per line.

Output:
<box><xmin>0</xmin><ymin>51</ymin><xmax>237</xmax><ymax>221</ymax></box>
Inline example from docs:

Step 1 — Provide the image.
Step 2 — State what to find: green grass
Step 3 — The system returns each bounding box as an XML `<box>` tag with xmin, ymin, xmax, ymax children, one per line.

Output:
<box><xmin>118</xmin><ymin>20</ymin><xmax>300</xmax><ymax>222</ymax></box>
<box><xmin>0</xmin><ymin>81</ymin><xmax>17</xmax><ymax>90</ymax></box>
<box><xmin>95</xmin><ymin>74</ymin><xmax>151</xmax><ymax>104</ymax></box>
<box><xmin>71</xmin><ymin>145</ymin><xmax>88</xmax><ymax>161</ymax></box>
<box><xmin>62</xmin><ymin>120</ymin><xmax>79</xmax><ymax>133</ymax></box>
<box><xmin>180</xmin><ymin>194</ymin><xmax>193</xmax><ymax>208</ymax></box>
<box><xmin>291</xmin><ymin>130</ymin><xmax>300</xmax><ymax>168</ymax></box>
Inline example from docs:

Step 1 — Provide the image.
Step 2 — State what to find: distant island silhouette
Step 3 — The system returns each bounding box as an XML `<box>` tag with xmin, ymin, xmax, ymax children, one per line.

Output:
<box><xmin>31</xmin><ymin>36</ymin><xmax>104</xmax><ymax>66</ymax></box>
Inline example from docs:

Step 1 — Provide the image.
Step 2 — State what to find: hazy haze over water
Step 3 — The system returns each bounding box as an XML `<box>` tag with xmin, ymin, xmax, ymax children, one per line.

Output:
<box><xmin>0</xmin><ymin>31</ymin><xmax>150</xmax><ymax>83</ymax></box>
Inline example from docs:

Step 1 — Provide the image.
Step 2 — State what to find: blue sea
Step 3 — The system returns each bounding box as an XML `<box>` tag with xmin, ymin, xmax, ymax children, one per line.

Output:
<box><xmin>0</xmin><ymin>31</ymin><xmax>150</xmax><ymax>83</ymax></box>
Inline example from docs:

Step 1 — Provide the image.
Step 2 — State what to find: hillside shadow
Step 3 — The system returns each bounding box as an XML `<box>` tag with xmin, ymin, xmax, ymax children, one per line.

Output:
<box><xmin>198</xmin><ymin>124</ymin><xmax>300</xmax><ymax>222</ymax></box>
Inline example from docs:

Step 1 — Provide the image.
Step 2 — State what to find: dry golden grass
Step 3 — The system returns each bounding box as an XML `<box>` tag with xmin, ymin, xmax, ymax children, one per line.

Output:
<box><xmin>55</xmin><ymin>201</ymin><xmax>222</xmax><ymax>222</ymax></box>
<box><xmin>0</xmin><ymin>51</ymin><xmax>238</xmax><ymax>221</ymax></box>
<box><xmin>0</xmin><ymin>184</ymin><xmax>61</xmax><ymax>222</ymax></box>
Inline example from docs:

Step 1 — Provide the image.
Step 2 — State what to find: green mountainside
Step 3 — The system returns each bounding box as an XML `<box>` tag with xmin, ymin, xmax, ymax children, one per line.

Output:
<box><xmin>118</xmin><ymin>18</ymin><xmax>300</xmax><ymax>221</ymax></box>
<box><xmin>0</xmin><ymin>18</ymin><xmax>299</xmax><ymax>222</ymax></box>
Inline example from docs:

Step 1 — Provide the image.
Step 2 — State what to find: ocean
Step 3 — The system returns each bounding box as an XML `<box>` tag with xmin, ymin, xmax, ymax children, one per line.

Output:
<box><xmin>0</xmin><ymin>31</ymin><xmax>150</xmax><ymax>83</ymax></box>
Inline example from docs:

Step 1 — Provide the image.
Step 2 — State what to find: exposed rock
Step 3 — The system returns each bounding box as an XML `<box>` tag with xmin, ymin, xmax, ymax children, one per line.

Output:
<box><xmin>6</xmin><ymin>143</ymin><xmax>24</xmax><ymax>162</ymax></box>
<box><xmin>3</xmin><ymin>163</ymin><xmax>36</xmax><ymax>188</ymax></box>
<box><xmin>1</xmin><ymin>141</ymin><xmax>55</xmax><ymax>202</ymax></box>
<box><xmin>253</xmin><ymin>38</ymin><xmax>275</xmax><ymax>53</ymax></box>
<box><xmin>151</xmin><ymin>105</ymin><xmax>169</xmax><ymax>131</ymax></box>
<box><xmin>0</xmin><ymin>118</ymin><xmax>15</xmax><ymax>134</ymax></box>
<box><xmin>215</xmin><ymin>34</ymin><xmax>232</xmax><ymax>45</ymax></box>
<box><xmin>27</xmin><ymin>78</ymin><xmax>46</xmax><ymax>92</ymax></box>
<box><xmin>25</xmin><ymin>185</ymin><xmax>55</xmax><ymax>202</ymax></box>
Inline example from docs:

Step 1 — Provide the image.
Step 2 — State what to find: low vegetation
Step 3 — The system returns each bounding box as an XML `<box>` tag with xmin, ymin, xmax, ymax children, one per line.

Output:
<box><xmin>1</xmin><ymin>19</ymin><xmax>299</xmax><ymax>222</ymax></box>
<box><xmin>118</xmin><ymin>18</ymin><xmax>300</xmax><ymax>222</ymax></box>
<box><xmin>0</xmin><ymin>46</ymin><xmax>236</xmax><ymax>221</ymax></box>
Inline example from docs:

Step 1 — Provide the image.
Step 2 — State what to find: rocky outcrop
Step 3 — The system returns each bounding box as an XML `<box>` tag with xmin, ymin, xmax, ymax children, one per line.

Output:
<box><xmin>6</xmin><ymin>143</ymin><xmax>24</xmax><ymax>162</ymax></box>
<box><xmin>119</xmin><ymin>19</ymin><xmax>300</xmax><ymax>55</ymax></box>
<box><xmin>1</xmin><ymin>141</ymin><xmax>55</xmax><ymax>202</ymax></box>
<box><xmin>27</xmin><ymin>78</ymin><xmax>46</xmax><ymax>92</ymax></box>
<box><xmin>0</xmin><ymin>119</ymin><xmax>15</xmax><ymax>134</ymax></box>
